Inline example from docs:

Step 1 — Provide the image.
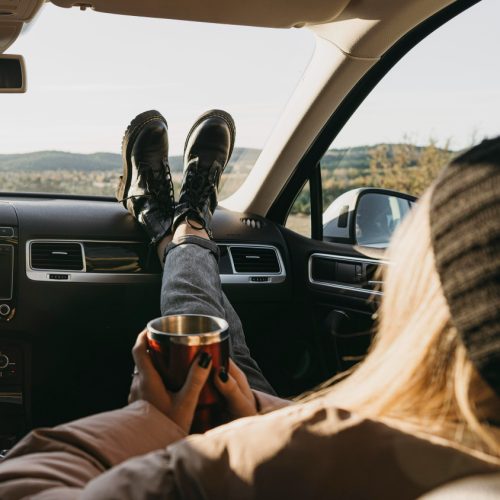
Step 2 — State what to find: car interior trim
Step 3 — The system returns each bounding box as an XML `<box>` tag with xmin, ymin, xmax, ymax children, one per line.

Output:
<box><xmin>25</xmin><ymin>239</ymin><xmax>286</xmax><ymax>285</ymax></box>
<box><xmin>0</xmin><ymin>391</ymin><xmax>23</xmax><ymax>405</ymax></box>
<box><xmin>0</xmin><ymin>244</ymin><xmax>14</xmax><ymax>300</ymax></box>
<box><xmin>25</xmin><ymin>270</ymin><xmax>161</xmax><ymax>284</ymax></box>
<box><xmin>30</xmin><ymin>241</ymin><xmax>85</xmax><ymax>272</ymax></box>
<box><xmin>222</xmin><ymin>243</ymin><xmax>286</xmax><ymax>284</ymax></box>
<box><xmin>25</xmin><ymin>239</ymin><xmax>160</xmax><ymax>284</ymax></box>
<box><xmin>0</xmin><ymin>0</ymin><xmax>44</xmax><ymax>53</ymax></box>
<box><xmin>309</xmin><ymin>252</ymin><xmax>389</xmax><ymax>267</ymax></box>
<box><xmin>49</xmin><ymin>0</ymin><xmax>351</xmax><ymax>29</ymax></box>
<box><xmin>308</xmin><ymin>252</ymin><xmax>387</xmax><ymax>296</ymax></box>
<box><xmin>267</xmin><ymin>0</ymin><xmax>481</xmax><ymax>224</ymax></box>
<box><xmin>227</xmin><ymin>244</ymin><xmax>285</xmax><ymax>275</ymax></box>
<box><xmin>223</xmin><ymin>0</ymin><xmax>476</xmax><ymax>215</ymax></box>
<box><xmin>219</xmin><ymin>274</ymin><xmax>285</xmax><ymax>285</ymax></box>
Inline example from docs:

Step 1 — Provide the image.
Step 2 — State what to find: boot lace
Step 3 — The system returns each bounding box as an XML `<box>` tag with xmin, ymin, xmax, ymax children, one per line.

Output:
<box><xmin>119</xmin><ymin>156</ymin><xmax>174</xmax><ymax>210</ymax></box>
<box><xmin>184</xmin><ymin>159</ymin><xmax>220</xmax><ymax>211</ymax></box>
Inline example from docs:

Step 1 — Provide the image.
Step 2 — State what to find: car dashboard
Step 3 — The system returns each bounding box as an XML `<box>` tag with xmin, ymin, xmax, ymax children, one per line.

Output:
<box><xmin>0</xmin><ymin>192</ymin><xmax>382</xmax><ymax>453</ymax></box>
<box><xmin>0</xmin><ymin>196</ymin><xmax>292</xmax><ymax>449</ymax></box>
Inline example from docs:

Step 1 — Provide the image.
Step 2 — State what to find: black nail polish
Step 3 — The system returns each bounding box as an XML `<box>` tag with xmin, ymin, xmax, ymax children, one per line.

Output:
<box><xmin>219</xmin><ymin>367</ymin><xmax>228</xmax><ymax>382</ymax></box>
<box><xmin>198</xmin><ymin>351</ymin><xmax>211</xmax><ymax>368</ymax></box>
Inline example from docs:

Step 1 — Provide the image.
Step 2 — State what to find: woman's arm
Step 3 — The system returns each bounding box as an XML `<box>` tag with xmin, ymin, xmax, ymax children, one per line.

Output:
<box><xmin>0</xmin><ymin>332</ymin><xmax>289</xmax><ymax>500</ymax></box>
<box><xmin>0</xmin><ymin>332</ymin><xmax>213</xmax><ymax>500</ymax></box>
<box><xmin>0</xmin><ymin>401</ymin><xmax>186</xmax><ymax>500</ymax></box>
<box><xmin>80</xmin><ymin>398</ymin><xmax>327</xmax><ymax>500</ymax></box>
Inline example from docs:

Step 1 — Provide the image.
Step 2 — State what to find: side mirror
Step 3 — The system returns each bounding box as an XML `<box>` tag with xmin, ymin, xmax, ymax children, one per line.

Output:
<box><xmin>0</xmin><ymin>55</ymin><xmax>26</xmax><ymax>93</ymax></box>
<box><xmin>323</xmin><ymin>188</ymin><xmax>416</xmax><ymax>248</ymax></box>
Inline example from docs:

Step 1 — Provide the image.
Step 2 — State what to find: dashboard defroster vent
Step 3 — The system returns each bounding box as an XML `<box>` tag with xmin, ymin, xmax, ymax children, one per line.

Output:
<box><xmin>240</xmin><ymin>217</ymin><xmax>263</xmax><ymax>229</ymax></box>
<box><xmin>31</xmin><ymin>242</ymin><xmax>84</xmax><ymax>271</ymax></box>
<box><xmin>229</xmin><ymin>246</ymin><xmax>280</xmax><ymax>274</ymax></box>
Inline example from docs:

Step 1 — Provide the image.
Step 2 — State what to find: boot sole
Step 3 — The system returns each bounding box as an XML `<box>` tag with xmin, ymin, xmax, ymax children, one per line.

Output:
<box><xmin>117</xmin><ymin>110</ymin><xmax>168</xmax><ymax>207</ymax></box>
<box><xmin>183</xmin><ymin>109</ymin><xmax>236</xmax><ymax>167</ymax></box>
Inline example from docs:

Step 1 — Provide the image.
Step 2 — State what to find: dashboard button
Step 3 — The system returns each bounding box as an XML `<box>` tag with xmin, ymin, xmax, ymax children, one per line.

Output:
<box><xmin>0</xmin><ymin>227</ymin><xmax>14</xmax><ymax>238</ymax></box>
<box><xmin>0</xmin><ymin>304</ymin><xmax>11</xmax><ymax>317</ymax></box>
<box><xmin>0</xmin><ymin>354</ymin><xmax>9</xmax><ymax>369</ymax></box>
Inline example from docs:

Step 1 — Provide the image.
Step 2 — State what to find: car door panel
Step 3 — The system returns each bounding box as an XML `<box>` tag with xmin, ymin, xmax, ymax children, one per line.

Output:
<box><xmin>278</xmin><ymin>226</ymin><xmax>381</xmax><ymax>378</ymax></box>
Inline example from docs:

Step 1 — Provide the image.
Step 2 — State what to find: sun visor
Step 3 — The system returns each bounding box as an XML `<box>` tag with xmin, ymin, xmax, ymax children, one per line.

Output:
<box><xmin>0</xmin><ymin>0</ymin><xmax>44</xmax><ymax>53</ymax></box>
<box><xmin>49</xmin><ymin>0</ymin><xmax>351</xmax><ymax>28</ymax></box>
<box><xmin>0</xmin><ymin>0</ymin><xmax>43</xmax><ymax>21</ymax></box>
<box><xmin>0</xmin><ymin>22</ymin><xmax>21</xmax><ymax>53</ymax></box>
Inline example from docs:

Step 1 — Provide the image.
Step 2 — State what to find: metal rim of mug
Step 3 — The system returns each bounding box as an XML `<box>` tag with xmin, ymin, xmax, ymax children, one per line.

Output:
<box><xmin>146</xmin><ymin>314</ymin><xmax>229</xmax><ymax>346</ymax></box>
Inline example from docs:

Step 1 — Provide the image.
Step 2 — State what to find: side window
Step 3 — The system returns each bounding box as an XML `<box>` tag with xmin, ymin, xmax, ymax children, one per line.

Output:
<box><xmin>285</xmin><ymin>181</ymin><xmax>311</xmax><ymax>238</ymax></box>
<box><xmin>286</xmin><ymin>0</ymin><xmax>499</xmax><ymax>247</ymax></box>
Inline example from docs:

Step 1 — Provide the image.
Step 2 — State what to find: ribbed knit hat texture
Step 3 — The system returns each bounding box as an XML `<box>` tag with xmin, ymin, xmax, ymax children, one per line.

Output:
<box><xmin>430</xmin><ymin>137</ymin><xmax>500</xmax><ymax>397</ymax></box>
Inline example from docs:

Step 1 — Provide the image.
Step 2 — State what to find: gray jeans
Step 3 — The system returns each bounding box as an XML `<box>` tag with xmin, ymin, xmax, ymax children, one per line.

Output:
<box><xmin>160</xmin><ymin>235</ymin><xmax>275</xmax><ymax>395</ymax></box>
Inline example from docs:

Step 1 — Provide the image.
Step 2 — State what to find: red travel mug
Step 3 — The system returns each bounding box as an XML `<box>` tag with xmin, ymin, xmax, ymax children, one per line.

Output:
<box><xmin>146</xmin><ymin>314</ymin><xmax>229</xmax><ymax>433</ymax></box>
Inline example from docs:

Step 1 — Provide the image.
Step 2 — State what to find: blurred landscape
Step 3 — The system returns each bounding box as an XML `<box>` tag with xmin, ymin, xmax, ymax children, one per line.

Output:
<box><xmin>292</xmin><ymin>141</ymin><xmax>455</xmax><ymax>216</ymax></box>
<box><xmin>0</xmin><ymin>142</ymin><xmax>455</xmax><ymax>208</ymax></box>
<box><xmin>0</xmin><ymin>147</ymin><xmax>260</xmax><ymax>200</ymax></box>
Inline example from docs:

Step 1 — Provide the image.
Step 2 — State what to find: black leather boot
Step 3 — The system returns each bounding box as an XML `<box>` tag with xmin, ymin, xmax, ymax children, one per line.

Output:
<box><xmin>172</xmin><ymin>110</ymin><xmax>235</xmax><ymax>237</ymax></box>
<box><xmin>116</xmin><ymin>110</ymin><xmax>175</xmax><ymax>244</ymax></box>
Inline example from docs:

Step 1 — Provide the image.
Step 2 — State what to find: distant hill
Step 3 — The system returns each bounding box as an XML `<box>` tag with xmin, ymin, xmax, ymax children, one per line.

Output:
<box><xmin>322</xmin><ymin>146</ymin><xmax>374</xmax><ymax>170</ymax></box>
<box><xmin>0</xmin><ymin>151</ymin><xmax>121</xmax><ymax>172</ymax></box>
<box><xmin>0</xmin><ymin>143</ymin><xmax>454</xmax><ymax>198</ymax></box>
<box><xmin>0</xmin><ymin>144</ymin><xmax>449</xmax><ymax>175</ymax></box>
<box><xmin>321</xmin><ymin>144</ymin><xmax>438</xmax><ymax>170</ymax></box>
<box><xmin>0</xmin><ymin>147</ymin><xmax>262</xmax><ymax>173</ymax></box>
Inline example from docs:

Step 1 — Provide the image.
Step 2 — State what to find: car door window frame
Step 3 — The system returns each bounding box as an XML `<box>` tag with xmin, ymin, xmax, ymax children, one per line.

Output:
<box><xmin>267</xmin><ymin>0</ymin><xmax>481</xmax><ymax>226</ymax></box>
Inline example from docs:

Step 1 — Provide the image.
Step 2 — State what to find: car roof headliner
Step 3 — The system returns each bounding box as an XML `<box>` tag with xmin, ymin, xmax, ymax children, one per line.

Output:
<box><xmin>49</xmin><ymin>0</ymin><xmax>352</xmax><ymax>29</ymax></box>
<box><xmin>1</xmin><ymin>0</ymin><xmax>455</xmax><ymax>56</ymax></box>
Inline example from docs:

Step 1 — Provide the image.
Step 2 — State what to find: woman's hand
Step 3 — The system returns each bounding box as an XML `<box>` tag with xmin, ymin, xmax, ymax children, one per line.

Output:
<box><xmin>214</xmin><ymin>359</ymin><xmax>258</xmax><ymax>420</ymax></box>
<box><xmin>128</xmin><ymin>330</ymin><xmax>212</xmax><ymax>433</ymax></box>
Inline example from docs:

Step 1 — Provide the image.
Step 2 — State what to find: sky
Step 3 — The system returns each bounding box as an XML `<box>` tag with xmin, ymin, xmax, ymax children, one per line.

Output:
<box><xmin>1</xmin><ymin>0</ymin><xmax>500</xmax><ymax>155</ymax></box>
<box><xmin>335</xmin><ymin>0</ymin><xmax>500</xmax><ymax>151</ymax></box>
<box><xmin>1</xmin><ymin>4</ymin><xmax>314</xmax><ymax>155</ymax></box>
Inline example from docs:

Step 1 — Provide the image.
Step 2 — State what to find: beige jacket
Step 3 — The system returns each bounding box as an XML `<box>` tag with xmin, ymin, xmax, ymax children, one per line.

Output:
<box><xmin>0</xmin><ymin>392</ymin><xmax>498</xmax><ymax>500</ymax></box>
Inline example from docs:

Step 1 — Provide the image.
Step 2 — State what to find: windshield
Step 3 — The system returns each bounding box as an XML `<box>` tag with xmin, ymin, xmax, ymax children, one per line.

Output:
<box><xmin>0</xmin><ymin>4</ymin><xmax>314</xmax><ymax>198</ymax></box>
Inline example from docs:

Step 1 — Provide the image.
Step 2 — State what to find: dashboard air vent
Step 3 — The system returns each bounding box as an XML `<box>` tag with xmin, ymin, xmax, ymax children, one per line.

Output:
<box><xmin>31</xmin><ymin>242</ymin><xmax>84</xmax><ymax>271</ymax></box>
<box><xmin>230</xmin><ymin>247</ymin><xmax>280</xmax><ymax>274</ymax></box>
<box><xmin>240</xmin><ymin>217</ymin><xmax>263</xmax><ymax>229</ymax></box>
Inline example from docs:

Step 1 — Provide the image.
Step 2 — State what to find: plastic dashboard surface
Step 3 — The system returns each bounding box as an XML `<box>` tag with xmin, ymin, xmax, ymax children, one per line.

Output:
<box><xmin>0</xmin><ymin>196</ymin><xmax>291</xmax><ymax>335</ymax></box>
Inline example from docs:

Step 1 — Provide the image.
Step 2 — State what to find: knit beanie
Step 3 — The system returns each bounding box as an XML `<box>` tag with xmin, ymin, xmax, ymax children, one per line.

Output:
<box><xmin>430</xmin><ymin>137</ymin><xmax>500</xmax><ymax>397</ymax></box>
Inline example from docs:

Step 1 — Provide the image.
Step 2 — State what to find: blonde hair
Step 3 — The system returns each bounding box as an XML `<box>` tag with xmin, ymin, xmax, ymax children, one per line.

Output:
<box><xmin>307</xmin><ymin>187</ymin><xmax>500</xmax><ymax>457</ymax></box>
